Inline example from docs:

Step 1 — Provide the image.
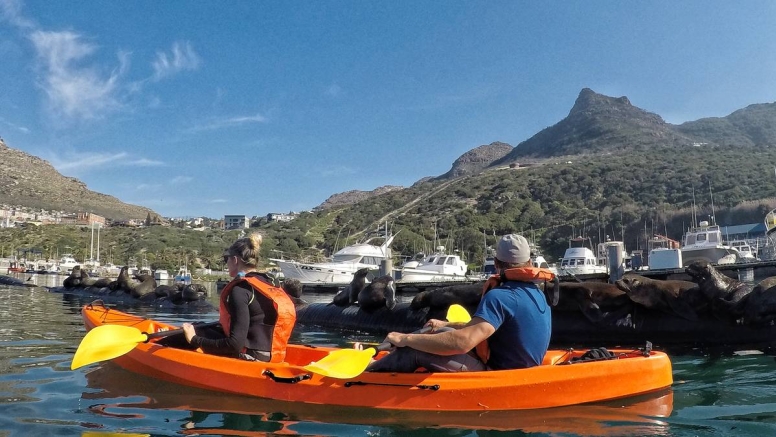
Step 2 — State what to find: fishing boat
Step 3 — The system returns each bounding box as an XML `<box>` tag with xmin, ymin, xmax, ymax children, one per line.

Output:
<box><xmin>75</xmin><ymin>304</ymin><xmax>673</xmax><ymax>412</ymax></box>
<box><xmin>680</xmin><ymin>220</ymin><xmax>741</xmax><ymax>267</ymax></box>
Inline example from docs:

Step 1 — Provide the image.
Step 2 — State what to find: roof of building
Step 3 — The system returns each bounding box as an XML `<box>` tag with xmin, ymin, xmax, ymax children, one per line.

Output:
<box><xmin>720</xmin><ymin>222</ymin><xmax>766</xmax><ymax>236</ymax></box>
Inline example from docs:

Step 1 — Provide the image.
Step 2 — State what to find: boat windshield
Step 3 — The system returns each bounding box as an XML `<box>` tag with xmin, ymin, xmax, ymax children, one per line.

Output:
<box><xmin>332</xmin><ymin>254</ymin><xmax>362</xmax><ymax>263</ymax></box>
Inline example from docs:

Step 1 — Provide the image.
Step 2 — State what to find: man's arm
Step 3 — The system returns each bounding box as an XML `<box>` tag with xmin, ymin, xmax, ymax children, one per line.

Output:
<box><xmin>384</xmin><ymin>317</ymin><xmax>495</xmax><ymax>356</ymax></box>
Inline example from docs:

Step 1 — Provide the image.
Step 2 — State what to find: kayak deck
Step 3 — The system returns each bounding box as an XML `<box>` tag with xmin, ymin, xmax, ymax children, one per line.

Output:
<box><xmin>79</xmin><ymin>303</ymin><xmax>673</xmax><ymax>411</ymax></box>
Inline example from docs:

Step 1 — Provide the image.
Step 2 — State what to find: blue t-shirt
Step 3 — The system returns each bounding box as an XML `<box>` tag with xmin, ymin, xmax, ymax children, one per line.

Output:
<box><xmin>473</xmin><ymin>281</ymin><xmax>552</xmax><ymax>370</ymax></box>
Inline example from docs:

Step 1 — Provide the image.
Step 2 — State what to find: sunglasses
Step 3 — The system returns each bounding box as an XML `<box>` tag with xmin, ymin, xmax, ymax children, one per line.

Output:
<box><xmin>223</xmin><ymin>255</ymin><xmax>231</xmax><ymax>264</ymax></box>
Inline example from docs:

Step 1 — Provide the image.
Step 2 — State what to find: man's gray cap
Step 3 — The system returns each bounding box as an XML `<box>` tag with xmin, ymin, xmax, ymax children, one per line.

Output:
<box><xmin>496</xmin><ymin>234</ymin><xmax>531</xmax><ymax>264</ymax></box>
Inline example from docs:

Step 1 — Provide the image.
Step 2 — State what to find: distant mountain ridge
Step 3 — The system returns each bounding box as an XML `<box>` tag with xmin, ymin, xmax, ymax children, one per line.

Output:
<box><xmin>0</xmin><ymin>139</ymin><xmax>157</xmax><ymax>221</ymax></box>
<box><xmin>316</xmin><ymin>185</ymin><xmax>405</xmax><ymax>210</ymax></box>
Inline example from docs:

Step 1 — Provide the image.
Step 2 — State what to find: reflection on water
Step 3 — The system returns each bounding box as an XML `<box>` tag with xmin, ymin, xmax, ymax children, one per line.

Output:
<box><xmin>1</xmin><ymin>278</ymin><xmax>776</xmax><ymax>436</ymax></box>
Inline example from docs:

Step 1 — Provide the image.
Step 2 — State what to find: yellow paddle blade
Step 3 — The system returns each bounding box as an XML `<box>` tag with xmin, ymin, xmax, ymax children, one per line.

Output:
<box><xmin>71</xmin><ymin>325</ymin><xmax>149</xmax><ymax>370</ymax></box>
<box><xmin>302</xmin><ymin>347</ymin><xmax>377</xmax><ymax>379</ymax></box>
<box><xmin>447</xmin><ymin>304</ymin><xmax>471</xmax><ymax>323</ymax></box>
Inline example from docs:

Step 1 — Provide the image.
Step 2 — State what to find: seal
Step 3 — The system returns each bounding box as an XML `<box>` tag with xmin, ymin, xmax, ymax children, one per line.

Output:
<box><xmin>685</xmin><ymin>260</ymin><xmax>753</xmax><ymax>319</ymax></box>
<box><xmin>615</xmin><ymin>273</ymin><xmax>705</xmax><ymax>321</ymax></box>
<box><xmin>554</xmin><ymin>281</ymin><xmax>633</xmax><ymax>324</ymax></box>
<box><xmin>282</xmin><ymin>278</ymin><xmax>306</xmax><ymax>305</ymax></box>
<box><xmin>78</xmin><ymin>269</ymin><xmax>112</xmax><ymax>288</ymax></box>
<box><xmin>410</xmin><ymin>282</ymin><xmax>483</xmax><ymax>320</ymax></box>
<box><xmin>741</xmin><ymin>276</ymin><xmax>776</xmax><ymax>326</ymax></box>
<box><xmin>62</xmin><ymin>266</ymin><xmax>83</xmax><ymax>288</ymax></box>
<box><xmin>357</xmin><ymin>275</ymin><xmax>397</xmax><ymax>312</ymax></box>
<box><xmin>117</xmin><ymin>267</ymin><xmax>157</xmax><ymax>298</ymax></box>
<box><xmin>332</xmin><ymin>268</ymin><xmax>370</xmax><ymax>307</ymax></box>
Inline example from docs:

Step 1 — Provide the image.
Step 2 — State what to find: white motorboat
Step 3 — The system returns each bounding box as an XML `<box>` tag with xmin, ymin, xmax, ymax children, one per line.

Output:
<box><xmin>728</xmin><ymin>240</ymin><xmax>757</xmax><ymax>261</ymax></box>
<box><xmin>270</xmin><ymin>232</ymin><xmax>397</xmax><ymax>286</ymax></box>
<box><xmin>154</xmin><ymin>269</ymin><xmax>170</xmax><ymax>281</ymax></box>
<box><xmin>557</xmin><ymin>237</ymin><xmax>608</xmax><ymax>276</ymax></box>
<box><xmin>58</xmin><ymin>254</ymin><xmax>79</xmax><ymax>274</ymax></box>
<box><xmin>680</xmin><ymin>221</ymin><xmax>741</xmax><ymax>266</ymax></box>
<box><xmin>99</xmin><ymin>263</ymin><xmax>121</xmax><ymax>277</ymax></box>
<box><xmin>396</xmin><ymin>247</ymin><xmax>471</xmax><ymax>283</ymax></box>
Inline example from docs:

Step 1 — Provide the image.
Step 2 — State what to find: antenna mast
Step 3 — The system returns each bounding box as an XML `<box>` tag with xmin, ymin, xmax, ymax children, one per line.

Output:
<box><xmin>709</xmin><ymin>180</ymin><xmax>716</xmax><ymax>225</ymax></box>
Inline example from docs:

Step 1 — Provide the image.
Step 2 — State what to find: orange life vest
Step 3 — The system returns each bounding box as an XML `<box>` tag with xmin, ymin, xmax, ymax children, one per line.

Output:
<box><xmin>219</xmin><ymin>275</ymin><xmax>296</xmax><ymax>363</ymax></box>
<box><xmin>474</xmin><ymin>267</ymin><xmax>557</xmax><ymax>364</ymax></box>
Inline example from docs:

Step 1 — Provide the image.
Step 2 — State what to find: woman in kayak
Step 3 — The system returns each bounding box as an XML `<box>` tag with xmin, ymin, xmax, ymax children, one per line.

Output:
<box><xmin>367</xmin><ymin>233</ymin><xmax>553</xmax><ymax>372</ymax></box>
<box><xmin>164</xmin><ymin>233</ymin><xmax>296</xmax><ymax>362</ymax></box>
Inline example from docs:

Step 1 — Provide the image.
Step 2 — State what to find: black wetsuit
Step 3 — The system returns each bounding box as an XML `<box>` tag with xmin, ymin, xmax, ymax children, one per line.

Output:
<box><xmin>160</xmin><ymin>273</ymin><xmax>279</xmax><ymax>361</ymax></box>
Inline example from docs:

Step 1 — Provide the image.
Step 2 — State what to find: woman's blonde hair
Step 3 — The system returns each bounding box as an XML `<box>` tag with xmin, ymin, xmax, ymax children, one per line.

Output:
<box><xmin>224</xmin><ymin>233</ymin><xmax>263</xmax><ymax>267</ymax></box>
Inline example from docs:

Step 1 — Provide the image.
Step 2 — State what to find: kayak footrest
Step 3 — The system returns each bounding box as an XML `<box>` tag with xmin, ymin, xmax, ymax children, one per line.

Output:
<box><xmin>344</xmin><ymin>381</ymin><xmax>440</xmax><ymax>390</ymax></box>
<box><xmin>263</xmin><ymin>370</ymin><xmax>312</xmax><ymax>384</ymax></box>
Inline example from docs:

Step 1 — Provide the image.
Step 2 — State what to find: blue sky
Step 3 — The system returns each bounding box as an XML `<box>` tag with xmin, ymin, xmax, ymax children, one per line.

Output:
<box><xmin>1</xmin><ymin>1</ymin><xmax>775</xmax><ymax>219</ymax></box>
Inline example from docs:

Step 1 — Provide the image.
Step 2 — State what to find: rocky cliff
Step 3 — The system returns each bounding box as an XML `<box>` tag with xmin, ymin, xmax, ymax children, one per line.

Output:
<box><xmin>0</xmin><ymin>139</ymin><xmax>157</xmax><ymax>220</ymax></box>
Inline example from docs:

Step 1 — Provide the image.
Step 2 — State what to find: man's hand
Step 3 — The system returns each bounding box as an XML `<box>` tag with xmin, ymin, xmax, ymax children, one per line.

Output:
<box><xmin>424</xmin><ymin>318</ymin><xmax>449</xmax><ymax>331</ymax></box>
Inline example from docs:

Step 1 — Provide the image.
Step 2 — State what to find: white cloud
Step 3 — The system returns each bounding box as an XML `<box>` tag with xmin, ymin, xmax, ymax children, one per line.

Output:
<box><xmin>171</xmin><ymin>176</ymin><xmax>193</xmax><ymax>184</ymax></box>
<box><xmin>49</xmin><ymin>151</ymin><xmax>164</xmax><ymax>172</ymax></box>
<box><xmin>135</xmin><ymin>183</ymin><xmax>161</xmax><ymax>191</ymax></box>
<box><xmin>129</xmin><ymin>158</ymin><xmax>164</xmax><ymax>167</ymax></box>
<box><xmin>188</xmin><ymin>113</ymin><xmax>268</xmax><ymax>132</ymax></box>
<box><xmin>0</xmin><ymin>0</ymin><xmax>35</xmax><ymax>30</ymax></box>
<box><xmin>325</xmin><ymin>84</ymin><xmax>342</xmax><ymax>97</ymax></box>
<box><xmin>30</xmin><ymin>30</ymin><xmax>127</xmax><ymax>120</ymax></box>
<box><xmin>53</xmin><ymin>151</ymin><xmax>128</xmax><ymax>171</ymax></box>
<box><xmin>0</xmin><ymin>116</ymin><xmax>30</xmax><ymax>133</ymax></box>
<box><xmin>152</xmin><ymin>41</ymin><xmax>200</xmax><ymax>80</ymax></box>
<box><xmin>319</xmin><ymin>165</ymin><xmax>357</xmax><ymax>177</ymax></box>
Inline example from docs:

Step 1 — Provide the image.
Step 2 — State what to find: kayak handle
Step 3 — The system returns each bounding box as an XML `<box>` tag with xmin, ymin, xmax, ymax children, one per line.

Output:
<box><xmin>263</xmin><ymin>370</ymin><xmax>312</xmax><ymax>384</ymax></box>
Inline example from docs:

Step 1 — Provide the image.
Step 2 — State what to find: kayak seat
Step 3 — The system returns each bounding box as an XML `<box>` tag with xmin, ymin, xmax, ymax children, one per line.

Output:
<box><xmin>569</xmin><ymin>347</ymin><xmax>616</xmax><ymax>363</ymax></box>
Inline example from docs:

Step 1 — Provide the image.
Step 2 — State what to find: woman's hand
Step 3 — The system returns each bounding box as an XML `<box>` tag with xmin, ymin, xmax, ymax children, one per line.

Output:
<box><xmin>424</xmin><ymin>318</ymin><xmax>448</xmax><ymax>332</ymax></box>
<box><xmin>182</xmin><ymin>323</ymin><xmax>196</xmax><ymax>343</ymax></box>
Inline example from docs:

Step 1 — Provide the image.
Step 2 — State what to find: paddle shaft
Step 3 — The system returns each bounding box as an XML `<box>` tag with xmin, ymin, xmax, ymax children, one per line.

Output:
<box><xmin>145</xmin><ymin>321</ymin><xmax>220</xmax><ymax>341</ymax></box>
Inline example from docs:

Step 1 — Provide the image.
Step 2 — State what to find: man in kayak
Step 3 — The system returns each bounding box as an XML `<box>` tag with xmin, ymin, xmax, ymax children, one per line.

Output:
<box><xmin>367</xmin><ymin>233</ymin><xmax>552</xmax><ymax>372</ymax></box>
<box><xmin>163</xmin><ymin>233</ymin><xmax>296</xmax><ymax>362</ymax></box>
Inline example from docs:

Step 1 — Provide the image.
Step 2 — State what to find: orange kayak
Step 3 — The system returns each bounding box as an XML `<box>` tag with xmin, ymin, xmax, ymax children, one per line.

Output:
<box><xmin>80</xmin><ymin>303</ymin><xmax>673</xmax><ymax>412</ymax></box>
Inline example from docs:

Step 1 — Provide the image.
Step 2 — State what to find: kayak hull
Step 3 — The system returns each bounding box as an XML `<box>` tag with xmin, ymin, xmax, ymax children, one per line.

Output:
<box><xmin>80</xmin><ymin>303</ymin><xmax>673</xmax><ymax>411</ymax></box>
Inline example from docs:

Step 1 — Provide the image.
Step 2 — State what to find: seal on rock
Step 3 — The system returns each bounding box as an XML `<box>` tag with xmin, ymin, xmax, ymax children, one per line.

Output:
<box><xmin>554</xmin><ymin>281</ymin><xmax>633</xmax><ymax>324</ymax></box>
<box><xmin>63</xmin><ymin>266</ymin><xmax>83</xmax><ymax>288</ymax></box>
<box><xmin>740</xmin><ymin>276</ymin><xmax>776</xmax><ymax>326</ymax></box>
<box><xmin>117</xmin><ymin>267</ymin><xmax>157</xmax><ymax>298</ymax></box>
<box><xmin>685</xmin><ymin>260</ymin><xmax>753</xmax><ymax>319</ymax></box>
<box><xmin>78</xmin><ymin>269</ymin><xmax>112</xmax><ymax>288</ymax></box>
<box><xmin>332</xmin><ymin>267</ymin><xmax>370</xmax><ymax>307</ymax></box>
<box><xmin>410</xmin><ymin>282</ymin><xmax>483</xmax><ymax>319</ymax></box>
<box><xmin>358</xmin><ymin>275</ymin><xmax>397</xmax><ymax>312</ymax></box>
<box><xmin>615</xmin><ymin>273</ymin><xmax>704</xmax><ymax>320</ymax></box>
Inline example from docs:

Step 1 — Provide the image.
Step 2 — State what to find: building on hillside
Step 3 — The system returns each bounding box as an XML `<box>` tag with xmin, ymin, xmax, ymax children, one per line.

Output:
<box><xmin>267</xmin><ymin>212</ymin><xmax>297</xmax><ymax>222</ymax></box>
<box><xmin>76</xmin><ymin>212</ymin><xmax>106</xmax><ymax>226</ymax></box>
<box><xmin>224</xmin><ymin>215</ymin><xmax>249</xmax><ymax>230</ymax></box>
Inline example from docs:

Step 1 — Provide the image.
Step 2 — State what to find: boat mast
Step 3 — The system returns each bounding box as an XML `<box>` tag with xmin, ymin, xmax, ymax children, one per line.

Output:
<box><xmin>709</xmin><ymin>181</ymin><xmax>716</xmax><ymax>225</ymax></box>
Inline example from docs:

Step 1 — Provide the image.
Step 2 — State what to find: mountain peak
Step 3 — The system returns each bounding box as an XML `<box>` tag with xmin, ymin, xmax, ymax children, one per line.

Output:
<box><xmin>570</xmin><ymin>88</ymin><xmax>632</xmax><ymax>116</ymax></box>
<box><xmin>491</xmin><ymin>88</ymin><xmax>688</xmax><ymax>162</ymax></box>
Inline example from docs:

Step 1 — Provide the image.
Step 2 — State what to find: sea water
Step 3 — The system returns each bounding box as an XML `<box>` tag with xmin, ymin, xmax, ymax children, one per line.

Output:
<box><xmin>1</xmin><ymin>277</ymin><xmax>776</xmax><ymax>436</ymax></box>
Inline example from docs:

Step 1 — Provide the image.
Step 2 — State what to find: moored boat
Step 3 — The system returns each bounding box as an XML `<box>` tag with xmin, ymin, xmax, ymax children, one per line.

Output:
<box><xmin>680</xmin><ymin>220</ymin><xmax>741</xmax><ymax>266</ymax></box>
<box><xmin>271</xmin><ymin>231</ymin><xmax>396</xmax><ymax>286</ymax></box>
<box><xmin>78</xmin><ymin>304</ymin><xmax>673</xmax><ymax>411</ymax></box>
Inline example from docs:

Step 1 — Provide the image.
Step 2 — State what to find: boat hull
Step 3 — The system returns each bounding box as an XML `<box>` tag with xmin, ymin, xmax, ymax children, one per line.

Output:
<box><xmin>681</xmin><ymin>247</ymin><xmax>739</xmax><ymax>267</ymax></box>
<box><xmin>273</xmin><ymin>259</ymin><xmax>373</xmax><ymax>285</ymax></box>
<box><xmin>81</xmin><ymin>304</ymin><xmax>673</xmax><ymax>411</ymax></box>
